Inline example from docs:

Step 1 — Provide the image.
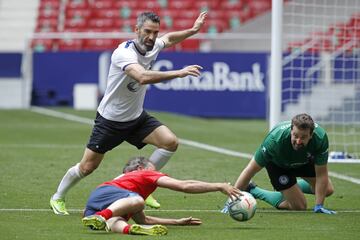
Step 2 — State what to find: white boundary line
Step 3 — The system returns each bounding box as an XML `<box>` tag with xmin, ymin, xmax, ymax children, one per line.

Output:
<box><xmin>328</xmin><ymin>172</ymin><xmax>360</xmax><ymax>185</ymax></box>
<box><xmin>29</xmin><ymin>107</ymin><xmax>360</xmax><ymax>185</ymax></box>
<box><xmin>1</xmin><ymin>208</ymin><xmax>360</xmax><ymax>213</ymax></box>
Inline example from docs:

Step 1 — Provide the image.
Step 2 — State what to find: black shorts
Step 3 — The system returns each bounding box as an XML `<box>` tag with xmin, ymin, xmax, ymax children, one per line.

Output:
<box><xmin>265</xmin><ymin>161</ymin><xmax>315</xmax><ymax>191</ymax></box>
<box><xmin>87</xmin><ymin>111</ymin><xmax>163</xmax><ymax>154</ymax></box>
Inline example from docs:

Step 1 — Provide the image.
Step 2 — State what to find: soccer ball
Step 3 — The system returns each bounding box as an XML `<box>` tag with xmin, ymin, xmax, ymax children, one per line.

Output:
<box><xmin>228</xmin><ymin>191</ymin><xmax>257</xmax><ymax>222</ymax></box>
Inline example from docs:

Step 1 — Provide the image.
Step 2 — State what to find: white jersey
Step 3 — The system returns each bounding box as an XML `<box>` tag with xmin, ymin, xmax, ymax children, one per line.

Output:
<box><xmin>97</xmin><ymin>38</ymin><xmax>165</xmax><ymax>122</ymax></box>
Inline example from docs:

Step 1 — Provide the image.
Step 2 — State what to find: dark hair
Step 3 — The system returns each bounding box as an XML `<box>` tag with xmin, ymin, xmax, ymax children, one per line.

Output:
<box><xmin>123</xmin><ymin>156</ymin><xmax>152</xmax><ymax>173</ymax></box>
<box><xmin>291</xmin><ymin>113</ymin><xmax>315</xmax><ymax>134</ymax></box>
<box><xmin>137</xmin><ymin>12</ymin><xmax>160</xmax><ymax>28</ymax></box>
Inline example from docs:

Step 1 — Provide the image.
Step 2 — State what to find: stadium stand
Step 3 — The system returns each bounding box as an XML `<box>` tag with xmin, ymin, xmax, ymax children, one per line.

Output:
<box><xmin>0</xmin><ymin>0</ymin><xmax>39</xmax><ymax>52</ymax></box>
<box><xmin>31</xmin><ymin>0</ymin><xmax>273</xmax><ymax>52</ymax></box>
<box><xmin>287</xmin><ymin>12</ymin><xmax>360</xmax><ymax>54</ymax></box>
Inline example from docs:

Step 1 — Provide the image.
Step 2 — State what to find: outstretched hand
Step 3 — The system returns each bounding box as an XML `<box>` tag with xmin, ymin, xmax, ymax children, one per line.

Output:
<box><xmin>221</xmin><ymin>182</ymin><xmax>242</xmax><ymax>200</ymax></box>
<box><xmin>179</xmin><ymin>65</ymin><xmax>203</xmax><ymax>77</ymax></box>
<box><xmin>176</xmin><ymin>216</ymin><xmax>202</xmax><ymax>225</ymax></box>
<box><xmin>192</xmin><ymin>11</ymin><xmax>207</xmax><ymax>33</ymax></box>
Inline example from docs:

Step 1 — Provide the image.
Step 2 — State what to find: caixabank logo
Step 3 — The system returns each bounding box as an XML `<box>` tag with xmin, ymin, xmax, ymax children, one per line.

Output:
<box><xmin>149</xmin><ymin>60</ymin><xmax>265</xmax><ymax>92</ymax></box>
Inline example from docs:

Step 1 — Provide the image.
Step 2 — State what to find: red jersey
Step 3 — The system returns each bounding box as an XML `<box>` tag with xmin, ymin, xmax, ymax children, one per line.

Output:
<box><xmin>100</xmin><ymin>170</ymin><xmax>167</xmax><ymax>200</ymax></box>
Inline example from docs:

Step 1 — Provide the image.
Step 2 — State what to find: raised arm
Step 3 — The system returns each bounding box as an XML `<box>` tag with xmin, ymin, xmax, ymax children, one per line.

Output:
<box><xmin>160</xmin><ymin>12</ymin><xmax>207</xmax><ymax>48</ymax></box>
<box><xmin>124</xmin><ymin>63</ymin><xmax>202</xmax><ymax>85</ymax></box>
<box><xmin>156</xmin><ymin>176</ymin><xmax>240</xmax><ymax>198</ymax></box>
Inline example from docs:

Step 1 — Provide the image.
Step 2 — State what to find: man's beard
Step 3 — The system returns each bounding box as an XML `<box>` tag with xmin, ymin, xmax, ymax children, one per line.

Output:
<box><xmin>144</xmin><ymin>41</ymin><xmax>154</xmax><ymax>51</ymax></box>
<box><xmin>140</xmin><ymin>39</ymin><xmax>155</xmax><ymax>51</ymax></box>
<box><xmin>292</xmin><ymin>142</ymin><xmax>305</xmax><ymax>150</ymax></box>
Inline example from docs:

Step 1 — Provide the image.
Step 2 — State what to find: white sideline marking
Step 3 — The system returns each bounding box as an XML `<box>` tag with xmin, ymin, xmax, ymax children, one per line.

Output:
<box><xmin>0</xmin><ymin>143</ymin><xmax>136</xmax><ymax>149</ymax></box>
<box><xmin>328</xmin><ymin>172</ymin><xmax>360</xmax><ymax>185</ymax></box>
<box><xmin>1</xmin><ymin>208</ymin><xmax>360</xmax><ymax>213</ymax></box>
<box><xmin>31</xmin><ymin>106</ymin><xmax>94</xmax><ymax>125</ymax></box>
<box><xmin>0</xmin><ymin>143</ymin><xmax>85</xmax><ymax>149</ymax></box>
<box><xmin>179</xmin><ymin>139</ymin><xmax>253</xmax><ymax>159</ymax></box>
<box><xmin>29</xmin><ymin>107</ymin><xmax>360</xmax><ymax>185</ymax></box>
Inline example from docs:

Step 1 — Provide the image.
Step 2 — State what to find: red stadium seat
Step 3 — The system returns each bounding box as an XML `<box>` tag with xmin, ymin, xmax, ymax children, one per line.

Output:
<box><xmin>113</xmin><ymin>1</ymin><xmax>139</xmax><ymax>9</ymax></box>
<box><xmin>225</xmin><ymin>9</ymin><xmax>253</xmax><ymax>24</ymax></box>
<box><xmin>137</xmin><ymin>0</ymin><xmax>162</xmax><ymax>11</ymax></box>
<box><xmin>162</xmin><ymin>45</ymin><xmax>176</xmax><ymax>52</ymax></box>
<box><xmin>247</xmin><ymin>0</ymin><xmax>272</xmax><ymax>16</ymax></box>
<box><xmin>36</xmin><ymin>18</ymin><xmax>58</xmax><ymax>32</ymax></box>
<box><xmin>92</xmin><ymin>9</ymin><xmax>121</xmax><ymax>19</ymax></box>
<box><xmin>38</xmin><ymin>8</ymin><xmax>59</xmax><ymax>19</ymax></box>
<box><xmin>57</xmin><ymin>39</ymin><xmax>83</xmax><ymax>51</ymax></box>
<box><xmin>173</xmin><ymin>19</ymin><xmax>195</xmax><ymax>30</ymax></box>
<box><xmin>90</xmin><ymin>0</ymin><xmax>114</xmax><ymax>9</ymax></box>
<box><xmin>159</xmin><ymin>9</ymin><xmax>181</xmax><ymax>19</ymax></box>
<box><xmin>207</xmin><ymin>10</ymin><xmax>227</xmax><ymax>20</ymax></box>
<box><xmin>179</xmin><ymin>9</ymin><xmax>199</xmax><ymax>19</ymax></box>
<box><xmin>178</xmin><ymin>39</ymin><xmax>200</xmax><ymax>51</ymax></box>
<box><xmin>168</xmin><ymin>0</ymin><xmax>192</xmax><ymax>10</ymax></box>
<box><xmin>113</xmin><ymin>18</ymin><xmax>137</xmax><ymax>29</ymax></box>
<box><xmin>66</xmin><ymin>8</ymin><xmax>92</xmax><ymax>20</ymax></box>
<box><xmin>220</xmin><ymin>0</ymin><xmax>244</xmax><ymax>10</ymax></box>
<box><xmin>128</xmin><ymin>9</ymin><xmax>154</xmax><ymax>19</ymax></box>
<box><xmin>88</xmin><ymin>19</ymin><xmax>114</xmax><ymax>29</ymax></box>
<box><xmin>348</xmin><ymin>13</ymin><xmax>360</xmax><ymax>28</ymax></box>
<box><xmin>31</xmin><ymin>39</ymin><xmax>55</xmax><ymax>51</ymax></box>
<box><xmin>203</xmin><ymin>19</ymin><xmax>229</xmax><ymax>33</ymax></box>
<box><xmin>64</xmin><ymin>18</ymin><xmax>88</xmax><ymax>30</ymax></box>
<box><xmin>35</xmin><ymin>25</ymin><xmax>58</xmax><ymax>32</ymax></box>
<box><xmin>39</xmin><ymin>0</ymin><xmax>60</xmax><ymax>10</ymax></box>
<box><xmin>66</xmin><ymin>0</ymin><xmax>89</xmax><ymax>10</ymax></box>
<box><xmin>83</xmin><ymin>39</ymin><xmax>118</xmax><ymax>51</ymax></box>
<box><xmin>193</xmin><ymin>0</ymin><xmax>220</xmax><ymax>11</ymax></box>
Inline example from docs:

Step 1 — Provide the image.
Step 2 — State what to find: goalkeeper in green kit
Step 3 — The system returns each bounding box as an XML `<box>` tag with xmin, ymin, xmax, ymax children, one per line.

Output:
<box><xmin>222</xmin><ymin>113</ymin><xmax>336</xmax><ymax>214</ymax></box>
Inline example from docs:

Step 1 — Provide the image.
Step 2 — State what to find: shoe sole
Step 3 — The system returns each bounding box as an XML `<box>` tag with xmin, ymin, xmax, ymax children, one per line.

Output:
<box><xmin>82</xmin><ymin>216</ymin><xmax>106</xmax><ymax>230</ymax></box>
<box><xmin>130</xmin><ymin>224</ymin><xmax>168</xmax><ymax>236</ymax></box>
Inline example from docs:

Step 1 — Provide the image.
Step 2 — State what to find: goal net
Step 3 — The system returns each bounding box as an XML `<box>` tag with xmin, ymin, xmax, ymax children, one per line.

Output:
<box><xmin>279</xmin><ymin>0</ymin><xmax>360</xmax><ymax>160</ymax></box>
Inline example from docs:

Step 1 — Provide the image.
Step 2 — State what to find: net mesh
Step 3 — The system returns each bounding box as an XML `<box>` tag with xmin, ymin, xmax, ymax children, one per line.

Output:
<box><xmin>281</xmin><ymin>0</ymin><xmax>360</xmax><ymax>159</ymax></box>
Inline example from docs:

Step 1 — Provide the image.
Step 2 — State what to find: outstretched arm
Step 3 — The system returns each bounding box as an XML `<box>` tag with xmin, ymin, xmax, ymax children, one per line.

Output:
<box><xmin>132</xmin><ymin>211</ymin><xmax>202</xmax><ymax>225</ymax></box>
<box><xmin>234</xmin><ymin>157</ymin><xmax>263</xmax><ymax>190</ymax></box>
<box><xmin>125</xmin><ymin>63</ymin><xmax>202</xmax><ymax>85</ymax></box>
<box><xmin>160</xmin><ymin>12</ymin><xmax>207</xmax><ymax>48</ymax></box>
<box><xmin>156</xmin><ymin>176</ymin><xmax>241</xmax><ymax>199</ymax></box>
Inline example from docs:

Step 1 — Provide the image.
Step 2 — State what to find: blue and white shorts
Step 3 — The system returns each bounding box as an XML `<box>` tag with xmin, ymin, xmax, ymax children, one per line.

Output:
<box><xmin>84</xmin><ymin>185</ymin><xmax>139</xmax><ymax>217</ymax></box>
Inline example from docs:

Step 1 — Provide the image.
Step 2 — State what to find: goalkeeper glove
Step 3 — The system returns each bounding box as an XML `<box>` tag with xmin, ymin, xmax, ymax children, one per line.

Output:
<box><xmin>313</xmin><ymin>204</ymin><xmax>336</xmax><ymax>214</ymax></box>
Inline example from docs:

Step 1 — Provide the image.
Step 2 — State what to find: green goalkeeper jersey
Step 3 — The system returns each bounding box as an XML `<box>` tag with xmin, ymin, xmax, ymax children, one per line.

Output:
<box><xmin>254</xmin><ymin>121</ymin><xmax>329</xmax><ymax>168</ymax></box>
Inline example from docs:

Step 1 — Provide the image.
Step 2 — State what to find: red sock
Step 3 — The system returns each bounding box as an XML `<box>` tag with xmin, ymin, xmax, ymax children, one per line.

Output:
<box><xmin>95</xmin><ymin>209</ymin><xmax>113</xmax><ymax>220</ymax></box>
<box><xmin>122</xmin><ymin>224</ymin><xmax>131</xmax><ymax>234</ymax></box>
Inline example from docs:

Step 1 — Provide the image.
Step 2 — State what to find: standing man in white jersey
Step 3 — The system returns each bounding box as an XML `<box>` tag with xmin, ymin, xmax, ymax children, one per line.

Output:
<box><xmin>50</xmin><ymin>11</ymin><xmax>207</xmax><ymax>215</ymax></box>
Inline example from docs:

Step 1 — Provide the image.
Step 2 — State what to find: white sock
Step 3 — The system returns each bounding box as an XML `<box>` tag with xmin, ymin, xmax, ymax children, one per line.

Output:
<box><xmin>149</xmin><ymin>148</ymin><xmax>175</xmax><ymax>170</ymax></box>
<box><xmin>52</xmin><ymin>163</ymin><xmax>84</xmax><ymax>200</ymax></box>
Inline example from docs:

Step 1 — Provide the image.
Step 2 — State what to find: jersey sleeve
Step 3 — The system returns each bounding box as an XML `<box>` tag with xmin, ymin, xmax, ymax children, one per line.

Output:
<box><xmin>112</xmin><ymin>47</ymin><xmax>138</xmax><ymax>70</ymax></box>
<box><xmin>314</xmin><ymin>133</ymin><xmax>329</xmax><ymax>165</ymax></box>
<box><xmin>155</xmin><ymin>38</ymin><xmax>166</xmax><ymax>50</ymax></box>
<box><xmin>143</xmin><ymin>171</ymin><xmax>167</xmax><ymax>184</ymax></box>
<box><xmin>254</xmin><ymin>135</ymin><xmax>275</xmax><ymax>167</ymax></box>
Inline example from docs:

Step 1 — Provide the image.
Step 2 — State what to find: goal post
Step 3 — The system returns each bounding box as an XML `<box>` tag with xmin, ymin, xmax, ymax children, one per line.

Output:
<box><xmin>270</xmin><ymin>0</ymin><xmax>360</xmax><ymax>160</ymax></box>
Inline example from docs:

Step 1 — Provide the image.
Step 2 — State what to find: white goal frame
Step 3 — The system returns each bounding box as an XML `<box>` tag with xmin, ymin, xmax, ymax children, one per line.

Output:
<box><xmin>269</xmin><ymin>0</ymin><xmax>360</xmax><ymax>162</ymax></box>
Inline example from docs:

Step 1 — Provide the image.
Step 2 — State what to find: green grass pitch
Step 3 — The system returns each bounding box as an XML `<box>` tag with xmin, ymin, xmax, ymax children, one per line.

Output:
<box><xmin>0</xmin><ymin>108</ymin><xmax>359</xmax><ymax>240</ymax></box>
